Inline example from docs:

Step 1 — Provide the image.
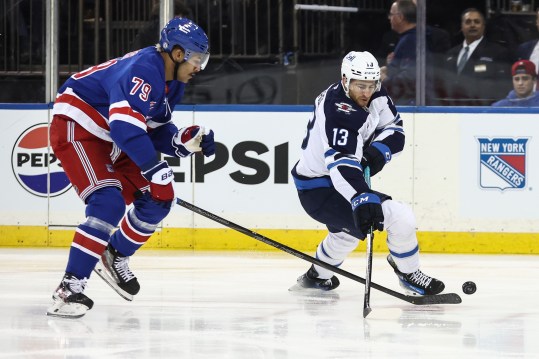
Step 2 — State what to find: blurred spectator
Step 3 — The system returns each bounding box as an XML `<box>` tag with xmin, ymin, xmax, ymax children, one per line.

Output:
<box><xmin>380</xmin><ymin>0</ymin><xmax>449</xmax><ymax>105</ymax></box>
<box><xmin>130</xmin><ymin>0</ymin><xmax>192</xmax><ymax>51</ymax></box>
<box><xmin>439</xmin><ymin>8</ymin><xmax>511</xmax><ymax>106</ymax></box>
<box><xmin>380</xmin><ymin>0</ymin><xmax>423</xmax><ymax>105</ymax></box>
<box><xmin>516</xmin><ymin>9</ymin><xmax>539</xmax><ymax>70</ymax></box>
<box><xmin>492</xmin><ymin>60</ymin><xmax>539</xmax><ymax>106</ymax></box>
<box><xmin>376</xmin><ymin>4</ymin><xmax>450</xmax><ymax>61</ymax></box>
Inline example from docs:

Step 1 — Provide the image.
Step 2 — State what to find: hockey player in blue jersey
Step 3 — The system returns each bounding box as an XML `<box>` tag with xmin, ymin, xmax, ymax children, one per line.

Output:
<box><xmin>290</xmin><ymin>51</ymin><xmax>445</xmax><ymax>296</ymax></box>
<box><xmin>47</xmin><ymin>18</ymin><xmax>215</xmax><ymax>318</ymax></box>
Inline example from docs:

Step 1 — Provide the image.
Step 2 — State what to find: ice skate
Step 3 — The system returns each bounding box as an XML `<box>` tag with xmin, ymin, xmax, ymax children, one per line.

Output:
<box><xmin>387</xmin><ymin>254</ymin><xmax>445</xmax><ymax>296</ymax></box>
<box><xmin>94</xmin><ymin>244</ymin><xmax>140</xmax><ymax>301</ymax></box>
<box><xmin>46</xmin><ymin>274</ymin><xmax>94</xmax><ymax>318</ymax></box>
<box><xmin>289</xmin><ymin>265</ymin><xmax>340</xmax><ymax>292</ymax></box>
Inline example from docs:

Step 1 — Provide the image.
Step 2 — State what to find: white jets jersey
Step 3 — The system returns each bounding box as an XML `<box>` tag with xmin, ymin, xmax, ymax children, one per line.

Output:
<box><xmin>292</xmin><ymin>82</ymin><xmax>404</xmax><ymax>202</ymax></box>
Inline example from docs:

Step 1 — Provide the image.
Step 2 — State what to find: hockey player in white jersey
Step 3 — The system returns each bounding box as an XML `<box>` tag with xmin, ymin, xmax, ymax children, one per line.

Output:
<box><xmin>290</xmin><ymin>51</ymin><xmax>445</xmax><ymax>296</ymax></box>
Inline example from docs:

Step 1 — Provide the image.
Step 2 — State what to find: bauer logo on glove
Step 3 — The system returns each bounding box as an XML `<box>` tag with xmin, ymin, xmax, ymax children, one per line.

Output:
<box><xmin>160</xmin><ymin>168</ymin><xmax>174</xmax><ymax>182</ymax></box>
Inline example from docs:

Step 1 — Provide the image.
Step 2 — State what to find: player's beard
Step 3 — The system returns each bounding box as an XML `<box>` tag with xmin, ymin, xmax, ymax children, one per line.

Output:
<box><xmin>353</xmin><ymin>94</ymin><xmax>369</xmax><ymax>107</ymax></box>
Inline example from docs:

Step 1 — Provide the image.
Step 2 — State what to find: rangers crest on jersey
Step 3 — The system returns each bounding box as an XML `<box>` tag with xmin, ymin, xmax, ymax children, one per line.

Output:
<box><xmin>477</xmin><ymin>137</ymin><xmax>528</xmax><ymax>191</ymax></box>
<box><xmin>335</xmin><ymin>102</ymin><xmax>356</xmax><ymax>115</ymax></box>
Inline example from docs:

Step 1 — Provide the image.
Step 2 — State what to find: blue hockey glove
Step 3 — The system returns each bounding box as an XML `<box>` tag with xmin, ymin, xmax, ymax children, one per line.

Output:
<box><xmin>351</xmin><ymin>192</ymin><xmax>384</xmax><ymax>235</ymax></box>
<box><xmin>173</xmin><ymin>126</ymin><xmax>209</xmax><ymax>157</ymax></box>
<box><xmin>200</xmin><ymin>129</ymin><xmax>215</xmax><ymax>156</ymax></box>
<box><xmin>141</xmin><ymin>161</ymin><xmax>175</xmax><ymax>202</ymax></box>
<box><xmin>360</xmin><ymin>142</ymin><xmax>392</xmax><ymax>176</ymax></box>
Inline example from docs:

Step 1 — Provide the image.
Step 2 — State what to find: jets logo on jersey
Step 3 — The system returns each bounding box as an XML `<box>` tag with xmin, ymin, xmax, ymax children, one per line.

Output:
<box><xmin>477</xmin><ymin>137</ymin><xmax>528</xmax><ymax>191</ymax></box>
<box><xmin>12</xmin><ymin>124</ymin><xmax>71</xmax><ymax>197</ymax></box>
<box><xmin>335</xmin><ymin>102</ymin><xmax>356</xmax><ymax>115</ymax></box>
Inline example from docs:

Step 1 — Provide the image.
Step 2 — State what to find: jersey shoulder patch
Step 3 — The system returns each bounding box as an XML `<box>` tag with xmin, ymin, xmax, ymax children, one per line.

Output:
<box><xmin>334</xmin><ymin>102</ymin><xmax>357</xmax><ymax>115</ymax></box>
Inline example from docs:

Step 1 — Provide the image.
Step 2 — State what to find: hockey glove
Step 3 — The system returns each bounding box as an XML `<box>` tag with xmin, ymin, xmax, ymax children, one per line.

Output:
<box><xmin>200</xmin><ymin>129</ymin><xmax>215</xmax><ymax>156</ymax></box>
<box><xmin>141</xmin><ymin>161</ymin><xmax>175</xmax><ymax>202</ymax></box>
<box><xmin>360</xmin><ymin>142</ymin><xmax>392</xmax><ymax>176</ymax></box>
<box><xmin>351</xmin><ymin>192</ymin><xmax>384</xmax><ymax>236</ymax></box>
<box><xmin>173</xmin><ymin>126</ymin><xmax>210</xmax><ymax>157</ymax></box>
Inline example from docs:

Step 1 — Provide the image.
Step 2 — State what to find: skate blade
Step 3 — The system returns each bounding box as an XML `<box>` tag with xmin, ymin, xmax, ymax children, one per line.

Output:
<box><xmin>288</xmin><ymin>283</ymin><xmax>309</xmax><ymax>292</ymax></box>
<box><xmin>93</xmin><ymin>264</ymin><xmax>134</xmax><ymax>302</ymax></box>
<box><xmin>46</xmin><ymin>301</ymin><xmax>88</xmax><ymax>319</ymax></box>
<box><xmin>288</xmin><ymin>284</ymin><xmax>340</xmax><ymax>304</ymax></box>
<box><xmin>288</xmin><ymin>283</ymin><xmax>333</xmax><ymax>293</ymax></box>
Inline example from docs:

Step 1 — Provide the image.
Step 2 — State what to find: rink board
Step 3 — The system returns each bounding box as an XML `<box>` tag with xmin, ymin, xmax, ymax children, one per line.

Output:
<box><xmin>1</xmin><ymin>104</ymin><xmax>538</xmax><ymax>253</ymax></box>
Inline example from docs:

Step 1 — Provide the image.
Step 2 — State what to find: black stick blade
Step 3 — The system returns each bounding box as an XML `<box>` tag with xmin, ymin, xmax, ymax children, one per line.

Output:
<box><xmin>411</xmin><ymin>293</ymin><xmax>462</xmax><ymax>305</ymax></box>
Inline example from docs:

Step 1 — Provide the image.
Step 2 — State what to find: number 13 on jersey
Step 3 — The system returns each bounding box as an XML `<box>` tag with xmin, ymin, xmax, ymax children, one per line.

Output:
<box><xmin>332</xmin><ymin>128</ymin><xmax>349</xmax><ymax>146</ymax></box>
<box><xmin>301</xmin><ymin>113</ymin><xmax>350</xmax><ymax>149</ymax></box>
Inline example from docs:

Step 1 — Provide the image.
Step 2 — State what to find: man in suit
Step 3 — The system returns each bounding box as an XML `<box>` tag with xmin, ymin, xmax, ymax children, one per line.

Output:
<box><xmin>516</xmin><ymin>9</ymin><xmax>539</xmax><ymax>70</ymax></box>
<box><xmin>439</xmin><ymin>8</ymin><xmax>511</xmax><ymax>106</ymax></box>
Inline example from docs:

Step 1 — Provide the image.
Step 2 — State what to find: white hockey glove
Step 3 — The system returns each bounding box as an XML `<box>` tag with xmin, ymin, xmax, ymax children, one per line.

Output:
<box><xmin>173</xmin><ymin>126</ymin><xmax>215</xmax><ymax>157</ymax></box>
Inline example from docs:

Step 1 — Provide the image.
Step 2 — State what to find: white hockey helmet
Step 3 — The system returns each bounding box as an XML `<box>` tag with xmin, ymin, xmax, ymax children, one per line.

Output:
<box><xmin>341</xmin><ymin>51</ymin><xmax>381</xmax><ymax>97</ymax></box>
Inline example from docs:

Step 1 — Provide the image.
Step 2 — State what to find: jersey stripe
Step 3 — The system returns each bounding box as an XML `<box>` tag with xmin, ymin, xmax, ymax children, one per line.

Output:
<box><xmin>53</xmin><ymin>87</ymin><xmax>111</xmax><ymax>141</ymax></box>
<box><xmin>109</xmin><ymin>101</ymin><xmax>147</xmax><ymax>131</ymax></box>
<box><xmin>327</xmin><ymin>158</ymin><xmax>362</xmax><ymax>171</ymax></box>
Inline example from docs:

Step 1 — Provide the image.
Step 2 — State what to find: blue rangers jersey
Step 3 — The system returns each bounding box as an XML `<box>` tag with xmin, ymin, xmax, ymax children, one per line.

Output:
<box><xmin>53</xmin><ymin>46</ymin><xmax>186</xmax><ymax>171</ymax></box>
<box><xmin>292</xmin><ymin>82</ymin><xmax>404</xmax><ymax>202</ymax></box>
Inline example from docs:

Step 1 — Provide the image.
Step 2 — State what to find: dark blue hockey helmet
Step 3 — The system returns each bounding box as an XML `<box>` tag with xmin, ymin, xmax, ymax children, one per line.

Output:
<box><xmin>159</xmin><ymin>17</ymin><xmax>210</xmax><ymax>69</ymax></box>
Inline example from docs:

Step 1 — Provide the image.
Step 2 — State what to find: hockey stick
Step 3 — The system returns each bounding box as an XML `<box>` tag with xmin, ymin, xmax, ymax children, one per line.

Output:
<box><xmin>363</xmin><ymin>167</ymin><xmax>374</xmax><ymax>318</ymax></box>
<box><xmin>176</xmin><ymin>198</ymin><xmax>462</xmax><ymax>306</ymax></box>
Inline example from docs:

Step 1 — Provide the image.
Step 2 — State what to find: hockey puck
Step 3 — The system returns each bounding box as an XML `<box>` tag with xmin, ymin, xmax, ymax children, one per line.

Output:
<box><xmin>462</xmin><ymin>281</ymin><xmax>477</xmax><ymax>295</ymax></box>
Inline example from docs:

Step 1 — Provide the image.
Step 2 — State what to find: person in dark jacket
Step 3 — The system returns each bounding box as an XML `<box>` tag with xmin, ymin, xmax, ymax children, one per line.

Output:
<box><xmin>439</xmin><ymin>8</ymin><xmax>511</xmax><ymax>106</ymax></box>
<box><xmin>381</xmin><ymin>0</ymin><xmax>429</xmax><ymax>105</ymax></box>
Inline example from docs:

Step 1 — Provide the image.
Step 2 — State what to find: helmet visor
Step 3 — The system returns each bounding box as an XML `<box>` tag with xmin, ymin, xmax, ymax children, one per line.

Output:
<box><xmin>184</xmin><ymin>50</ymin><xmax>210</xmax><ymax>70</ymax></box>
